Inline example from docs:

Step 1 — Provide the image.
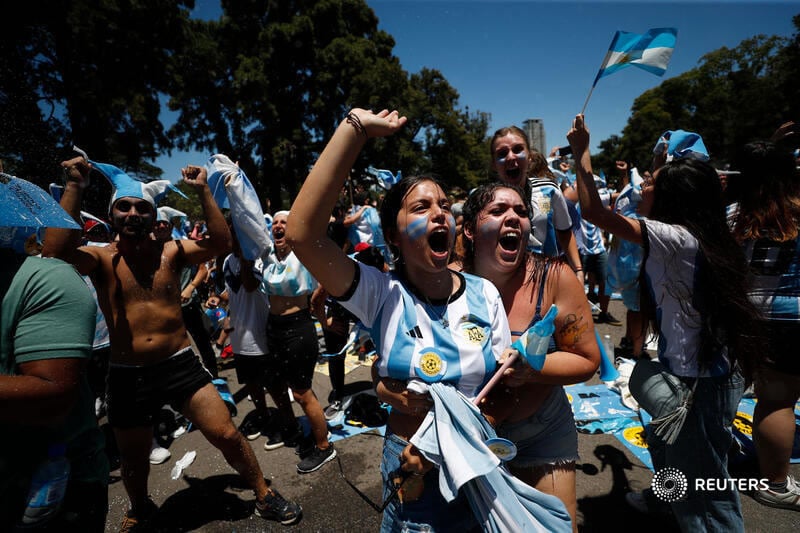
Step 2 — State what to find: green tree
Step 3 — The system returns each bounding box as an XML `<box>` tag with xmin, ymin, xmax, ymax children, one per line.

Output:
<box><xmin>604</xmin><ymin>30</ymin><xmax>795</xmax><ymax>169</ymax></box>
<box><xmin>1</xmin><ymin>0</ymin><xmax>194</xmax><ymax>215</ymax></box>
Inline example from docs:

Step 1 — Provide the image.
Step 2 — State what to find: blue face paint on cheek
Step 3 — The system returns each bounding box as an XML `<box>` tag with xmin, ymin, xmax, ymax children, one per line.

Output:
<box><xmin>405</xmin><ymin>217</ymin><xmax>428</xmax><ymax>241</ymax></box>
<box><xmin>478</xmin><ymin>218</ymin><xmax>502</xmax><ymax>240</ymax></box>
<box><xmin>447</xmin><ymin>214</ymin><xmax>456</xmax><ymax>240</ymax></box>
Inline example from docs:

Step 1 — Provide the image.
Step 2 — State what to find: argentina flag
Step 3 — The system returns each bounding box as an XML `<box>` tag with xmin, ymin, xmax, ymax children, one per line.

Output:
<box><xmin>593</xmin><ymin>28</ymin><xmax>677</xmax><ymax>86</ymax></box>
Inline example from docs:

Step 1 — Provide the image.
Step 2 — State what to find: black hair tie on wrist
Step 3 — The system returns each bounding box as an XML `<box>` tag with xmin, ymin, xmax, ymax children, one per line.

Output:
<box><xmin>346</xmin><ymin>112</ymin><xmax>368</xmax><ymax>138</ymax></box>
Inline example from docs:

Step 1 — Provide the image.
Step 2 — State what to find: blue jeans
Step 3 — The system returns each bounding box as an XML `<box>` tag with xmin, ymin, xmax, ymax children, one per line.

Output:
<box><xmin>380</xmin><ymin>432</ymin><xmax>479</xmax><ymax>533</ymax></box>
<box><xmin>645</xmin><ymin>370</ymin><xmax>745</xmax><ymax>532</ymax></box>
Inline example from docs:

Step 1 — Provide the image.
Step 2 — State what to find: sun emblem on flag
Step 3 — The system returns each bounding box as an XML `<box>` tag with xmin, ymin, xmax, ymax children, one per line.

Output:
<box><xmin>618</xmin><ymin>53</ymin><xmax>632</xmax><ymax>64</ymax></box>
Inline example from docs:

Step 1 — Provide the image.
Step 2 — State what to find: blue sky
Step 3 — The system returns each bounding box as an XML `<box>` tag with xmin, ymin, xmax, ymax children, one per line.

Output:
<box><xmin>157</xmin><ymin>1</ymin><xmax>798</xmax><ymax>182</ymax></box>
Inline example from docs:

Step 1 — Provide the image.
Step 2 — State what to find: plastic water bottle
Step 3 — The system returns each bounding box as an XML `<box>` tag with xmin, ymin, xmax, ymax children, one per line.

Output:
<box><xmin>603</xmin><ymin>335</ymin><xmax>615</xmax><ymax>360</ymax></box>
<box><xmin>18</xmin><ymin>443</ymin><xmax>70</xmax><ymax>527</ymax></box>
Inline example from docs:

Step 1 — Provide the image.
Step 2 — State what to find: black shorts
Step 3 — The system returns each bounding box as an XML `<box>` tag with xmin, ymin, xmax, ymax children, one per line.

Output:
<box><xmin>106</xmin><ymin>347</ymin><xmax>213</xmax><ymax>428</ymax></box>
<box><xmin>266</xmin><ymin>309</ymin><xmax>319</xmax><ymax>390</ymax></box>
<box><xmin>233</xmin><ymin>353</ymin><xmax>270</xmax><ymax>385</ymax></box>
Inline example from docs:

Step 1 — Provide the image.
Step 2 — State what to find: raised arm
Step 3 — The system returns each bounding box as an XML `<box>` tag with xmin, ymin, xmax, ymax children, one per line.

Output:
<box><xmin>287</xmin><ymin>109</ymin><xmax>407</xmax><ymax>297</ymax></box>
<box><xmin>42</xmin><ymin>157</ymin><xmax>101</xmax><ymax>275</ymax></box>
<box><xmin>567</xmin><ymin>115</ymin><xmax>642</xmax><ymax>245</ymax></box>
<box><xmin>175</xmin><ymin>165</ymin><xmax>231</xmax><ymax>264</ymax></box>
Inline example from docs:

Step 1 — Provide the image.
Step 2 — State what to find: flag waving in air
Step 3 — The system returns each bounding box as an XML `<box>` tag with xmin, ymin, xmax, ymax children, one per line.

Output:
<box><xmin>593</xmin><ymin>27</ymin><xmax>677</xmax><ymax>86</ymax></box>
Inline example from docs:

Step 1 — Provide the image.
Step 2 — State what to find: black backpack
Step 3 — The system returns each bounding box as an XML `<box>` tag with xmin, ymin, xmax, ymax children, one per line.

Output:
<box><xmin>345</xmin><ymin>393</ymin><xmax>389</xmax><ymax>427</ymax></box>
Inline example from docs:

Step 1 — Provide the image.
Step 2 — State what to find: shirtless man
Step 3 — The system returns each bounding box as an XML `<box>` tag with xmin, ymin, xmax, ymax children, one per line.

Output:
<box><xmin>43</xmin><ymin>158</ymin><xmax>301</xmax><ymax>530</ymax></box>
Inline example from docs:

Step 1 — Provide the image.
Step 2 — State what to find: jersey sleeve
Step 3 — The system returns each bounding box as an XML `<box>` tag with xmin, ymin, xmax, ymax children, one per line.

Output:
<box><xmin>337</xmin><ymin>263</ymin><xmax>389</xmax><ymax>328</ymax></box>
<box><xmin>642</xmin><ymin>219</ymin><xmax>695</xmax><ymax>264</ymax></box>
<box><xmin>550</xmin><ymin>187</ymin><xmax>573</xmax><ymax>231</ymax></box>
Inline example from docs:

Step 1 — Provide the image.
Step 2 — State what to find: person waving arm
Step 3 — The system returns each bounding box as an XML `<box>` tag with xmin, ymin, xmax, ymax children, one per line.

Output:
<box><xmin>286</xmin><ymin>109</ymin><xmax>407</xmax><ymax>297</ymax></box>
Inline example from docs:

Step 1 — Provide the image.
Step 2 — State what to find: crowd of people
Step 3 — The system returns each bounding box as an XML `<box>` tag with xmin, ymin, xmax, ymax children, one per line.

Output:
<box><xmin>1</xmin><ymin>110</ymin><xmax>798</xmax><ymax>532</ymax></box>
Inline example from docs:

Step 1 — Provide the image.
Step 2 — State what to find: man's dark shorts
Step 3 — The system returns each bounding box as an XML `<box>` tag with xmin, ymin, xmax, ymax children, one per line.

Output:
<box><xmin>106</xmin><ymin>347</ymin><xmax>213</xmax><ymax>428</ymax></box>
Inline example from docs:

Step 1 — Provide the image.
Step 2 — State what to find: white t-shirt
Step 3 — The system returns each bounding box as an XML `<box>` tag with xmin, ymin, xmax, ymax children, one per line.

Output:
<box><xmin>642</xmin><ymin>219</ymin><xmax>731</xmax><ymax>377</ymax></box>
<box><xmin>223</xmin><ymin>254</ymin><xmax>270</xmax><ymax>356</ymax></box>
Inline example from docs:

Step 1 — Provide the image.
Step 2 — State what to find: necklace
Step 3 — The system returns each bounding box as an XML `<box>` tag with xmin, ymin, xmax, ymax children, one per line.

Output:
<box><xmin>423</xmin><ymin>275</ymin><xmax>456</xmax><ymax>329</ymax></box>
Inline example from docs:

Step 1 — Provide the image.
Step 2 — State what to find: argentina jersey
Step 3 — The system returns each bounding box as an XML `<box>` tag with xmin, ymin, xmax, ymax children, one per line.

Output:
<box><xmin>339</xmin><ymin>264</ymin><xmax>510</xmax><ymax>399</ymax></box>
<box><xmin>262</xmin><ymin>250</ymin><xmax>318</xmax><ymax>296</ymax></box>
<box><xmin>529</xmin><ymin>178</ymin><xmax>572</xmax><ymax>257</ymax></box>
<box><xmin>743</xmin><ymin>237</ymin><xmax>800</xmax><ymax>323</ymax></box>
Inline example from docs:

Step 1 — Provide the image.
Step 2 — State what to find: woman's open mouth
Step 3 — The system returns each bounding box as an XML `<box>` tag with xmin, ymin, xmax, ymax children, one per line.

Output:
<box><xmin>428</xmin><ymin>227</ymin><xmax>451</xmax><ymax>256</ymax></box>
<box><xmin>498</xmin><ymin>230</ymin><xmax>521</xmax><ymax>252</ymax></box>
<box><xmin>505</xmin><ymin>168</ymin><xmax>521</xmax><ymax>182</ymax></box>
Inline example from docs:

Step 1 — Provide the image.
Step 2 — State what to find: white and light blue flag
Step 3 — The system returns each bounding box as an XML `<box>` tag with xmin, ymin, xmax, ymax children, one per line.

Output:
<box><xmin>593</xmin><ymin>28</ymin><xmax>677</xmax><ymax>86</ymax></box>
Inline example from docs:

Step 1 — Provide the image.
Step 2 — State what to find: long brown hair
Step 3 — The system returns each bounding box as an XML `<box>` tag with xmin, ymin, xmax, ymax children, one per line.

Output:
<box><xmin>731</xmin><ymin>141</ymin><xmax>800</xmax><ymax>243</ymax></box>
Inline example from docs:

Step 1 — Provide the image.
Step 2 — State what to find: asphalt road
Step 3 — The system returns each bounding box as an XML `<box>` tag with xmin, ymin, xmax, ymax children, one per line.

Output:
<box><xmin>102</xmin><ymin>300</ymin><xmax>799</xmax><ymax>532</ymax></box>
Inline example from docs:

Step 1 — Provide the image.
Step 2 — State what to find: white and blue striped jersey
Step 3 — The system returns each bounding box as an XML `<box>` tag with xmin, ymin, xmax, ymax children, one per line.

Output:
<box><xmin>338</xmin><ymin>264</ymin><xmax>510</xmax><ymax>399</ymax></box>
<box><xmin>579</xmin><ymin>188</ymin><xmax>610</xmax><ymax>256</ymax></box>
<box><xmin>529</xmin><ymin>178</ymin><xmax>572</xmax><ymax>257</ymax></box>
<box><xmin>261</xmin><ymin>250</ymin><xmax>318</xmax><ymax>297</ymax></box>
<box><xmin>742</xmin><ymin>237</ymin><xmax>800</xmax><ymax>323</ymax></box>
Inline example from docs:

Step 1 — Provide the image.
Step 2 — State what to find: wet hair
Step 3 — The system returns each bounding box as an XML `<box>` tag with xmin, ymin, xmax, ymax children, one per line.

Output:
<box><xmin>642</xmin><ymin>158</ymin><xmax>763</xmax><ymax>382</ymax></box>
<box><xmin>460</xmin><ymin>182</ymin><xmax>530</xmax><ymax>274</ymax></box>
<box><xmin>730</xmin><ymin>141</ymin><xmax>800</xmax><ymax>242</ymax></box>
<box><xmin>460</xmin><ymin>181</ymin><xmax>556</xmax><ymax>289</ymax></box>
<box><xmin>378</xmin><ymin>174</ymin><xmax>447</xmax><ymax>274</ymax></box>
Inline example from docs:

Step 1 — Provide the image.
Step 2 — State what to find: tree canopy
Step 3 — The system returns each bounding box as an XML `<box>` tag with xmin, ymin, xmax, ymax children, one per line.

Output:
<box><xmin>2</xmin><ymin>3</ymin><xmax>798</xmax><ymax>220</ymax></box>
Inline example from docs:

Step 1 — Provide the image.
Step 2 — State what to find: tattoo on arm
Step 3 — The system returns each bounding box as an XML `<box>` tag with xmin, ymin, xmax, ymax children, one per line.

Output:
<box><xmin>558</xmin><ymin>314</ymin><xmax>589</xmax><ymax>346</ymax></box>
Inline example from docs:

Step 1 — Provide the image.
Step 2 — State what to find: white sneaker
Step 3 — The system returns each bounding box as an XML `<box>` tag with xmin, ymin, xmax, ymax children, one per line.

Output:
<box><xmin>753</xmin><ymin>474</ymin><xmax>800</xmax><ymax>511</ymax></box>
<box><xmin>149</xmin><ymin>440</ymin><xmax>171</xmax><ymax>465</ymax></box>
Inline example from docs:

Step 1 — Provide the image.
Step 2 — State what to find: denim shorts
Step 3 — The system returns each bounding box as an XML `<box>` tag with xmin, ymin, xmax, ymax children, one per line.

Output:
<box><xmin>380</xmin><ymin>432</ymin><xmax>479</xmax><ymax>532</ymax></box>
<box><xmin>581</xmin><ymin>250</ymin><xmax>608</xmax><ymax>280</ymax></box>
<box><xmin>496</xmin><ymin>386</ymin><xmax>579</xmax><ymax>468</ymax></box>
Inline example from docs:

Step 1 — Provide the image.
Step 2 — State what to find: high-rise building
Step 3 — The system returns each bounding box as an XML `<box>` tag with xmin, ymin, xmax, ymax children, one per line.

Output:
<box><xmin>522</xmin><ymin>118</ymin><xmax>546</xmax><ymax>155</ymax></box>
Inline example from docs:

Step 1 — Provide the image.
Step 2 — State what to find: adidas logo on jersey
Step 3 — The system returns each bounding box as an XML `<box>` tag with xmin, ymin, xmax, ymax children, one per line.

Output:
<box><xmin>405</xmin><ymin>326</ymin><xmax>423</xmax><ymax>338</ymax></box>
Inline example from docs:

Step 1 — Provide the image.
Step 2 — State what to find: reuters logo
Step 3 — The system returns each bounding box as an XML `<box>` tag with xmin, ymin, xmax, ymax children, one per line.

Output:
<box><xmin>651</xmin><ymin>467</ymin><xmax>688</xmax><ymax>503</ymax></box>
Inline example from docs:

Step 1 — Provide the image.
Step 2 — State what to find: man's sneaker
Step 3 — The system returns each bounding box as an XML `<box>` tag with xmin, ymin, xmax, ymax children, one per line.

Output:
<box><xmin>239</xmin><ymin>413</ymin><xmax>267</xmax><ymax>441</ymax></box>
<box><xmin>596</xmin><ymin>311</ymin><xmax>623</xmax><ymax>326</ymax></box>
<box><xmin>264</xmin><ymin>429</ymin><xmax>285</xmax><ymax>451</ymax></box>
<box><xmin>297</xmin><ymin>443</ymin><xmax>336</xmax><ymax>473</ymax></box>
<box><xmin>149</xmin><ymin>439</ymin><xmax>171</xmax><ymax>465</ymax></box>
<box><xmin>256</xmin><ymin>489</ymin><xmax>302</xmax><ymax>525</ymax></box>
<box><xmin>324</xmin><ymin>395</ymin><xmax>354</xmax><ymax>421</ymax></box>
<box><xmin>324</xmin><ymin>400</ymin><xmax>343</xmax><ymax>421</ymax></box>
<box><xmin>753</xmin><ymin>475</ymin><xmax>800</xmax><ymax>511</ymax></box>
<box><xmin>119</xmin><ymin>498</ymin><xmax>158</xmax><ymax>533</ymax></box>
